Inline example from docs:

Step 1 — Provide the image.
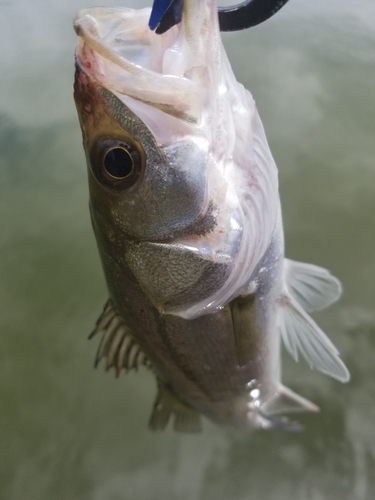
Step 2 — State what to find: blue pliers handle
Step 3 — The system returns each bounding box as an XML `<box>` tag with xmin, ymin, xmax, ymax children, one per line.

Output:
<box><xmin>149</xmin><ymin>0</ymin><xmax>290</xmax><ymax>34</ymax></box>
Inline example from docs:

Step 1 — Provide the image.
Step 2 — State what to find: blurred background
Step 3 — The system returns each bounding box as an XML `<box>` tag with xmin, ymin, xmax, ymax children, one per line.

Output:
<box><xmin>1</xmin><ymin>0</ymin><xmax>375</xmax><ymax>498</ymax></box>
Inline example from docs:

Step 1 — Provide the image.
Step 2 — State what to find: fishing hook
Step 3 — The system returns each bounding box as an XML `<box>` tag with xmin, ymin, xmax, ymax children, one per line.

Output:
<box><xmin>149</xmin><ymin>0</ymin><xmax>290</xmax><ymax>35</ymax></box>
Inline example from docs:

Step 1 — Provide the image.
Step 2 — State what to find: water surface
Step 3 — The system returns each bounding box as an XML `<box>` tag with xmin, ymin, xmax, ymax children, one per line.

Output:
<box><xmin>1</xmin><ymin>1</ymin><xmax>375</xmax><ymax>499</ymax></box>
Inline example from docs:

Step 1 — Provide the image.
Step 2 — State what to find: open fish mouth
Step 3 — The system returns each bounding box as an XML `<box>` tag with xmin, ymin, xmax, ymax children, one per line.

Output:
<box><xmin>73</xmin><ymin>6</ymin><xmax>213</xmax><ymax>124</ymax></box>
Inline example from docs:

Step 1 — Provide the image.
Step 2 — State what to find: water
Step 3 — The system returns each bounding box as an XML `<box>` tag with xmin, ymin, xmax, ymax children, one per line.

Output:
<box><xmin>1</xmin><ymin>1</ymin><xmax>375</xmax><ymax>498</ymax></box>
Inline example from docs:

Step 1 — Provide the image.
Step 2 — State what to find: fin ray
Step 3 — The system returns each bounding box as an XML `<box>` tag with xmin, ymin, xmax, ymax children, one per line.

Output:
<box><xmin>105</xmin><ymin>325</ymin><xmax>125</xmax><ymax>370</ymax></box>
<box><xmin>149</xmin><ymin>381</ymin><xmax>202</xmax><ymax>433</ymax></box>
<box><xmin>256</xmin><ymin>414</ymin><xmax>304</xmax><ymax>431</ymax></box>
<box><xmin>91</xmin><ymin>299</ymin><xmax>150</xmax><ymax>375</ymax></box>
<box><xmin>260</xmin><ymin>385</ymin><xmax>319</xmax><ymax>417</ymax></box>
<box><xmin>278</xmin><ymin>293</ymin><xmax>350</xmax><ymax>382</ymax></box>
<box><xmin>285</xmin><ymin>259</ymin><xmax>342</xmax><ymax>313</ymax></box>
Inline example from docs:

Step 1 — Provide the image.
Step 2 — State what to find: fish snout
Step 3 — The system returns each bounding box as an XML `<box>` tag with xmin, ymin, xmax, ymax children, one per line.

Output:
<box><xmin>73</xmin><ymin>61</ymin><xmax>112</xmax><ymax>146</ymax></box>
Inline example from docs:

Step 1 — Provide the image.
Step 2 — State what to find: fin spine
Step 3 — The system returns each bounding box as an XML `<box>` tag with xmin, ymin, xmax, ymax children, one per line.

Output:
<box><xmin>90</xmin><ymin>299</ymin><xmax>151</xmax><ymax>375</ymax></box>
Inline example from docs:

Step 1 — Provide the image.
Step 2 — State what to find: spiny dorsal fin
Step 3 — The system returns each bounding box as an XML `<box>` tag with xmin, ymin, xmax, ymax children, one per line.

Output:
<box><xmin>278</xmin><ymin>292</ymin><xmax>350</xmax><ymax>382</ymax></box>
<box><xmin>149</xmin><ymin>381</ymin><xmax>202</xmax><ymax>433</ymax></box>
<box><xmin>285</xmin><ymin>259</ymin><xmax>342</xmax><ymax>313</ymax></box>
<box><xmin>90</xmin><ymin>299</ymin><xmax>151</xmax><ymax>376</ymax></box>
<box><xmin>260</xmin><ymin>385</ymin><xmax>319</xmax><ymax>417</ymax></box>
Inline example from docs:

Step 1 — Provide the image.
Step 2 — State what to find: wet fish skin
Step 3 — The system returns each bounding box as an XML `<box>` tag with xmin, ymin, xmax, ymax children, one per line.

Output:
<box><xmin>74</xmin><ymin>68</ymin><xmax>282</xmax><ymax>427</ymax></box>
<box><xmin>73</xmin><ymin>2</ymin><xmax>349</xmax><ymax>431</ymax></box>
<box><xmin>74</xmin><ymin>71</ymin><xmax>211</xmax><ymax>244</ymax></box>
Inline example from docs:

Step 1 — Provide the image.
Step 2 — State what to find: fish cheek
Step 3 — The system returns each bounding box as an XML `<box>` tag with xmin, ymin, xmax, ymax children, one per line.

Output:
<box><xmin>89</xmin><ymin>141</ymin><xmax>212</xmax><ymax>241</ymax></box>
<box><xmin>147</xmin><ymin>139</ymin><xmax>211</xmax><ymax>238</ymax></box>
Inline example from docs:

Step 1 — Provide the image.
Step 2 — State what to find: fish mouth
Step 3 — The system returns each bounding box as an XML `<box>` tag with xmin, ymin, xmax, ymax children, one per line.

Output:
<box><xmin>73</xmin><ymin>5</ymin><xmax>217</xmax><ymax>124</ymax></box>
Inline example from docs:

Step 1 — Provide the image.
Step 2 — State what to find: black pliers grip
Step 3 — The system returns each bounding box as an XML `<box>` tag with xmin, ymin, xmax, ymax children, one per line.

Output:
<box><xmin>149</xmin><ymin>0</ymin><xmax>290</xmax><ymax>35</ymax></box>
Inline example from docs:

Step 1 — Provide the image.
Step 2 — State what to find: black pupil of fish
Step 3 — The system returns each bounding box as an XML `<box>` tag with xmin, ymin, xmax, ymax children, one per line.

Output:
<box><xmin>104</xmin><ymin>148</ymin><xmax>134</xmax><ymax>178</ymax></box>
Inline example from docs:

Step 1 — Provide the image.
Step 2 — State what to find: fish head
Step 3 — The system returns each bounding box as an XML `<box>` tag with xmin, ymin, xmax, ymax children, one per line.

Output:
<box><xmin>73</xmin><ymin>35</ymin><xmax>211</xmax><ymax>242</ymax></box>
<box><xmin>73</xmin><ymin>3</ymin><xmax>279</xmax><ymax>318</ymax></box>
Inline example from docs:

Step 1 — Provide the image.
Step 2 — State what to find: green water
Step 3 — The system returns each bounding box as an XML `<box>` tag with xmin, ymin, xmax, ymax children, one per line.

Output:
<box><xmin>1</xmin><ymin>1</ymin><xmax>375</xmax><ymax>498</ymax></box>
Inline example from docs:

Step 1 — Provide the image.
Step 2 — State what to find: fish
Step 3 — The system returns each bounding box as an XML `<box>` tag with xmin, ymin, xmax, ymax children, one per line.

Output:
<box><xmin>73</xmin><ymin>0</ymin><xmax>350</xmax><ymax>432</ymax></box>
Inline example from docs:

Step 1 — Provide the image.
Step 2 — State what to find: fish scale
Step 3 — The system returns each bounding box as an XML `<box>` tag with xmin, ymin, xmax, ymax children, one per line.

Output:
<box><xmin>73</xmin><ymin>1</ymin><xmax>349</xmax><ymax>431</ymax></box>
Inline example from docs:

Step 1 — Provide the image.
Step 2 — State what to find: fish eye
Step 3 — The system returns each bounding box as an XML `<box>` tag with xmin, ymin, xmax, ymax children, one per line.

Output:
<box><xmin>104</xmin><ymin>147</ymin><xmax>134</xmax><ymax>179</ymax></box>
<box><xmin>90</xmin><ymin>138</ymin><xmax>145</xmax><ymax>192</ymax></box>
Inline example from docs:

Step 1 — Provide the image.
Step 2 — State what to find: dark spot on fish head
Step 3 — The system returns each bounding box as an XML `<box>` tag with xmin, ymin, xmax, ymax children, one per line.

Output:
<box><xmin>73</xmin><ymin>63</ymin><xmax>107</xmax><ymax>139</ymax></box>
<box><xmin>74</xmin><ymin>66</ymin><xmax>93</xmax><ymax>113</ymax></box>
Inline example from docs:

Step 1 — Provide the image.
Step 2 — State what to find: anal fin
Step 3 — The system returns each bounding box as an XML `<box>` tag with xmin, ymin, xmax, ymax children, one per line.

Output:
<box><xmin>90</xmin><ymin>299</ymin><xmax>151</xmax><ymax>376</ymax></box>
<box><xmin>260</xmin><ymin>385</ymin><xmax>319</xmax><ymax>417</ymax></box>
<box><xmin>149</xmin><ymin>381</ymin><xmax>202</xmax><ymax>433</ymax></box>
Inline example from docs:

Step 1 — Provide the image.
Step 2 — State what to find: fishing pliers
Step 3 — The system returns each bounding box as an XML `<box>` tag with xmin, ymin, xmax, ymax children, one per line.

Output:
<box><xmin>149</xmin><ymin>0</ymin><xmax>290</xmax><ymax>35</ymax></box>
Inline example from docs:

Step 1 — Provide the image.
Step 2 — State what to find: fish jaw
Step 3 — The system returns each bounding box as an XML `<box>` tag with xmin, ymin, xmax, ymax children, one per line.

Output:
<box><xmin>73</xmin><ymin>6</ymin><xmax>205</xmax><ymax>124</ymax></box>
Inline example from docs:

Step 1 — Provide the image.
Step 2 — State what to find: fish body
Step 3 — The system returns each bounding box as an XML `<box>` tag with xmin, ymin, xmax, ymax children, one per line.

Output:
<box><xmin>73</xmin><ymin>0</ymin><xmax>349</xmax><ymax>431</ymax></box>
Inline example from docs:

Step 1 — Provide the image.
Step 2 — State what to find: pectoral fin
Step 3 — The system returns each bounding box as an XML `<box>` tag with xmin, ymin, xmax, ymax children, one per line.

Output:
<box><xmin>90</xmin><ymin>300</ymin><xmax>150</xmax><ymax>376</ymax></box>
<box><xmin>285</xmin><ymin>259</ymin><xmax>342</xmax><ymax>313</ymax></box>
<box><xmin>278</xmin><ymin>293</ymin><xmax>350</xmax><ymax>382</ymax></box>
<box><xmin>149</xmin><ymin>381</ymin><xmax>202</xmax><ymax>432</ymax></box>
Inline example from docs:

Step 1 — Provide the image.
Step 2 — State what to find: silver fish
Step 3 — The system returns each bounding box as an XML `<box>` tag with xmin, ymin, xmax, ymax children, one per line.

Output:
<box><xmin>73</xmin><ymin>0</ymin><xmax>349</xmax><ymax>431</ymax></box>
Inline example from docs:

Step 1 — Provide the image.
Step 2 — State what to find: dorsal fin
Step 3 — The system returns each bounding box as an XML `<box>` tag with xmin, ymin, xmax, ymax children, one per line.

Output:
<box><xmin>149</xmin><ymin>381</ymin><xmax>202</xmax><ymax>433</ymax></box>
<box><xmin>277</xmin><ymin>292</ymin><xmax>350</xmax><ymax>382</ymax></box>
<box><xmin>260</xmin><ymin>385</ymin><xmax>319</xmax><ymax>417</ymax></box>
<box><xmin>285</xmin><ymin>259</ymin><xmax>342</xmax><ymax>313</ymax></box>
<box><xmin>90</xmin><ymin>299</ymin><xmax>151</xmax><ymax>376</ymax></box>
